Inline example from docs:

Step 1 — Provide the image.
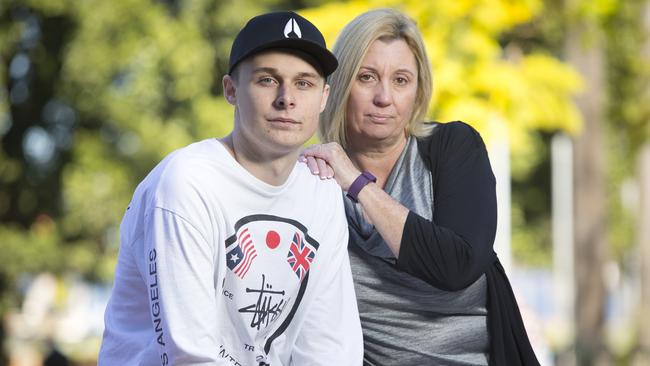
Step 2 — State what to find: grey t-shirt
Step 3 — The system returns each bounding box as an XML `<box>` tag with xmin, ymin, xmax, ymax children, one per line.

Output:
<box><xmin>345</xmin><ymin>136</ymin><xmax>489</xmax><ymax>365</ymax></box>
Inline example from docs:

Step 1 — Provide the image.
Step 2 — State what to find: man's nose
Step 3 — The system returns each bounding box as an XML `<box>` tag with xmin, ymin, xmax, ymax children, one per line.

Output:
<box><xmin>274</xmin><ymin>86</ymin><xmax>296</xmax><ymax>109</ymax></box>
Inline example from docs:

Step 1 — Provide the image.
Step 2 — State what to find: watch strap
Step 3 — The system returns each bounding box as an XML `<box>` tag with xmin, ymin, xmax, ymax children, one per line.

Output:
<box><xmin>346</xmin><ymin>171</ymin><xmax>377</xmax><ymax>203</ymax></box>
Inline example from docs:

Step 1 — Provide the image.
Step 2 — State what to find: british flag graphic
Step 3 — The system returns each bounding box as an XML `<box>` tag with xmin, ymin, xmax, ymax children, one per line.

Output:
<box><xmin>286</xmin><ymin>232</ymin><xmax>316</xmax><ymax>281</ymax></box>
<box><xmin>226</xmin><ymin>228</ymin><xmax>257</xmax><ymax>279</ymax></box>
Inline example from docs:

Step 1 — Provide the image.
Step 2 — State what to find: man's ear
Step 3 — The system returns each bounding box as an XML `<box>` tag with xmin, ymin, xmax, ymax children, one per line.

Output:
<box><xmin>319</xmin><ymin>83</ymin><xmax>331</xmax><ymax>112</ymax></box>
<box><xmin>223</xmin><ymin>74</ymin><xmax>237</xmax><ymax>105</ymax></box>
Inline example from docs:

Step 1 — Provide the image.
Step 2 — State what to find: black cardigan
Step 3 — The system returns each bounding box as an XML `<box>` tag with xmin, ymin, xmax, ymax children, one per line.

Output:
<box><xmin>394</xmin><ymin>121</ymin><xmax>540</xmax><ymax>366</ymax></box>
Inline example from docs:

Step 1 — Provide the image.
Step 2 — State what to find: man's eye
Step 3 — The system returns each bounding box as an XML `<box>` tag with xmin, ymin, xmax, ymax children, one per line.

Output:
<box><xmin>296</xmin><ymin>80</ymin><xmax>313</xmax><ymax>88</ymax></box>
<box><xmin>259</xmin><ymin>77</ymin><xmax>276</xmax><ymax>85</ymax></box>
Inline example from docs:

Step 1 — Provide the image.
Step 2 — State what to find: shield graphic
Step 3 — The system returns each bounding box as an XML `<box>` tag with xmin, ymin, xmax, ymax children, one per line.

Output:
<box><xmin>223</xmin><ymin>214</ymin><xmax>320</xmax><ymax>355</ymax></box>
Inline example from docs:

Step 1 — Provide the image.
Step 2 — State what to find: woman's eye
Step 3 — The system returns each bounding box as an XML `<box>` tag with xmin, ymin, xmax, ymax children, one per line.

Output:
<box><xmin>358</xmin><ymin>73</ymin><xmax>375</xmax><ymax>82</ymax></box>
<box><xmin>395</xmin><ymin>77</ymin><xmax>409</xmax><ymax>85</ymax></box>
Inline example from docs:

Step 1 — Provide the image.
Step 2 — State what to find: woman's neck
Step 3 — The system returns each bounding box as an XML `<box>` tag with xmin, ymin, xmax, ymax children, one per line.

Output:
<box><xmin>347</xmin><ymin>135</ymin><xmax>408</xmax><ymax>188</ymax></box>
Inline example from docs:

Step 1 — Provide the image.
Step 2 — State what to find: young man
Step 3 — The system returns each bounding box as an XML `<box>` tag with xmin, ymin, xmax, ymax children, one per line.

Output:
<box><xmin>98</xmin><ymin>11</ymin><xmax>362</xmax><ymax>366</ymax></box>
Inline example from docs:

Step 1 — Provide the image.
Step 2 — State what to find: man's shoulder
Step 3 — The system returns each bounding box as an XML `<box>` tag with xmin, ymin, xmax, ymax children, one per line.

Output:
<box><xmin>132</xmin><ymin>139</ymin><xmax>228</xmax><ymax>209</ymax></box>
<box><xmin>165</xmin><ymin>138</ymin><xmax>223</xmax><ymax>168</ymax></box>
<box><xmin>155</xmin><ymin>139</ymin><xmax>227</xmax><ymax>183</ymax></box>
<box><xmin>292</xmin><ymin>162</ymin><xmax>343</xmax><ymax>196</ymax></box>
<box><xmin>290</xmin><ymin>163</ymin><xmax>347</xmax><ymax>229</ymax></box>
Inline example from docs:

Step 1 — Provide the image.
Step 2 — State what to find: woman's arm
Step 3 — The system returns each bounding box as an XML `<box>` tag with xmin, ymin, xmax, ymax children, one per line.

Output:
<box><xmin>299</xmin><ymin>143</ymin><xmax>409</xmax><ymax>256</ymax></box>
<box><xmin>397</xmin><ymin>122</ymin><xmax>497</xmax><ymax>290</ymax></box>
<box><xmin>300</xmin><ymin>122</ymin><xmax>497</xmax><ymax>291</ymax></box>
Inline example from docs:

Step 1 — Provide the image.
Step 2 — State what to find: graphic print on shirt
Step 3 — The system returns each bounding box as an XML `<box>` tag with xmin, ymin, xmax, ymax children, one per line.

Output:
<box><xmin>223</xmin><ymin>214</ymin><xmax>320</xmax><ymax>357</ymax></box>
<box><xmin>286</xmin><ymin>232</ymin><xmax>316</xmax><ymax>281</ymax></box>
<box><xmin>238</xmin><ymin>273</ymin><xmax>286</xmax><ymax>331</ymax></box>
<box><xmin>226</xmin><ymin>228</ymin><xmax>258</xmax><ymax>279</ymax></box>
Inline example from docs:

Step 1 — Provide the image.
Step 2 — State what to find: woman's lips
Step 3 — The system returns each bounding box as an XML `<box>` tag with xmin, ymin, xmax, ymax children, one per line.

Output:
<box><xmin>366</xmin><ymin>114</ymin><xmax>393</xmax><ymax>122</ymax></box>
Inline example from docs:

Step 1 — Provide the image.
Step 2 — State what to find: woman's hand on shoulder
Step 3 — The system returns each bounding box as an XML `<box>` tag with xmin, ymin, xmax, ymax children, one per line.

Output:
<box><xmin>299</xmin><ymin>143</ymin><xmax>360</xmax><ymax>191</ymax></box>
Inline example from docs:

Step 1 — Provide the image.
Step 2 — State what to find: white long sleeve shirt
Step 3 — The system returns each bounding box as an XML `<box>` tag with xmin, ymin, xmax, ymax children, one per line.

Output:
<box><xmin>98</xmin><ymin>139</ymin><xmax>362</xmax><ymax>366</ymax></box>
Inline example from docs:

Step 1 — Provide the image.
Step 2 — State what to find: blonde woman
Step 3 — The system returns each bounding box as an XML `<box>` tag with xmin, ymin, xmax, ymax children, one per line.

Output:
<box><xmin>301</xmin><ymin>8</ymin><xmax>539</xmax><ymax>366</ymax></box>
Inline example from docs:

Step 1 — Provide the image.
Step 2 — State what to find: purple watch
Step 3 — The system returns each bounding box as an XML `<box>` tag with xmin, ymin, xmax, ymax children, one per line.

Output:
<box><xmin>346</xmin><ymin>171</ymin><xmax>377</xmax><ymax>203</ymax></box>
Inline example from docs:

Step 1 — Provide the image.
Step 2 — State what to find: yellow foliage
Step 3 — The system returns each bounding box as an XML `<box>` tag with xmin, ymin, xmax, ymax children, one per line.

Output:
<box><xmin>193</xmin><ymin>97</ymin><xmax>235</xmax><ymax>140</ymax></box>
<box><xmin>437</xmin><ymin>97</ymin><xmax>495</xmax><ymax>131</ymax></box>
<box><xmin>471</xmin><ymin>0</ymin><xmax>541</xmax><ymax>33</ymax></box>
<box><xmin>456</xmin><ymin>27</ymin><xmax>502</xmax><ymax>60</ymax></box>
<box><xmin>567</xmin><ymin>0</ymin><xmax>618</xmax><ymax>20</ymax></box>
<box><xmin>300</xmin><ymin>1</ymin><xmax>376</xmax><ymax>43</ymax></box>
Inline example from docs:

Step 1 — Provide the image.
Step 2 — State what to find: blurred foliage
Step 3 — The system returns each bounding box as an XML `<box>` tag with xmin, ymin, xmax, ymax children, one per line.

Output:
<box><xmin>516</xmin><ymin>0</ymin><xmax>650</xmax><ymax>268</ymax></box>
<box><xmin>604</xmin><ymin>0</ymin><xmax>650</xmax><ymax>263</ymax></box>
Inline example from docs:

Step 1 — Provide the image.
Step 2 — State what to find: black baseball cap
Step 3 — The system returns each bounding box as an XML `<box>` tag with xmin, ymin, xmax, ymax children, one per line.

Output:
<box><xmin>228</xmin><ymin>11</ymin><xmax>338</xmax><ymax>77</ymax></box>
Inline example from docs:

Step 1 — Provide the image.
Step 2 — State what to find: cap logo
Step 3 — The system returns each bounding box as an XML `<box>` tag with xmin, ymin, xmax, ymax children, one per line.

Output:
<box><xmin>283</xmin><ymin>18</ymin><xmax>302</xmax><ymax>39</ymax></box>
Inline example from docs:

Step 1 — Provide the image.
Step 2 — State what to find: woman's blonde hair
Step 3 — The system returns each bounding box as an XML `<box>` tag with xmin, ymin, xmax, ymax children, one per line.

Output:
<box><xmin>319</xmin><ymin>8</ymin><xmax>433</xmax><ymax>148</ymax></box>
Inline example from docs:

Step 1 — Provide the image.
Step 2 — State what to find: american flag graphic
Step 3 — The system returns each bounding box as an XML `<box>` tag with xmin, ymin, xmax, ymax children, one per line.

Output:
<box><xmin>286</xmin><ymin>232</ymin><xmax>316</xmax><ymax>281</ymax></box>
<box><xmin>226</xmin><ymin>228</ymin><xmax>257</xmax><ymax>279</ymax></box>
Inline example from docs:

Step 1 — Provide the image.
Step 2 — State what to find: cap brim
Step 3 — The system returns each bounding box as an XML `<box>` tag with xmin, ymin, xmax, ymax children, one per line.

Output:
<box><xmin>229</xmin><ymin>39</ymin><xmax>338</xmax><ymax>77</ymax></box>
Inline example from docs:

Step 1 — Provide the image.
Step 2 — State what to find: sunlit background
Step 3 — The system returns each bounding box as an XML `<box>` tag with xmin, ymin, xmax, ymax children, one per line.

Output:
<box><xmin>1</xmin><ymin>0</ymin><xmax>649</xmax><ymax>365</ymax></box>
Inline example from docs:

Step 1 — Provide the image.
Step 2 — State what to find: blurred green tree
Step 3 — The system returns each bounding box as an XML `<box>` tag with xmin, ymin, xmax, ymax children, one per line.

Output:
<box><xmin>522</xmin><ymin>0</ymin><xmax>650</xmax><ymax>363</ymax></box>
